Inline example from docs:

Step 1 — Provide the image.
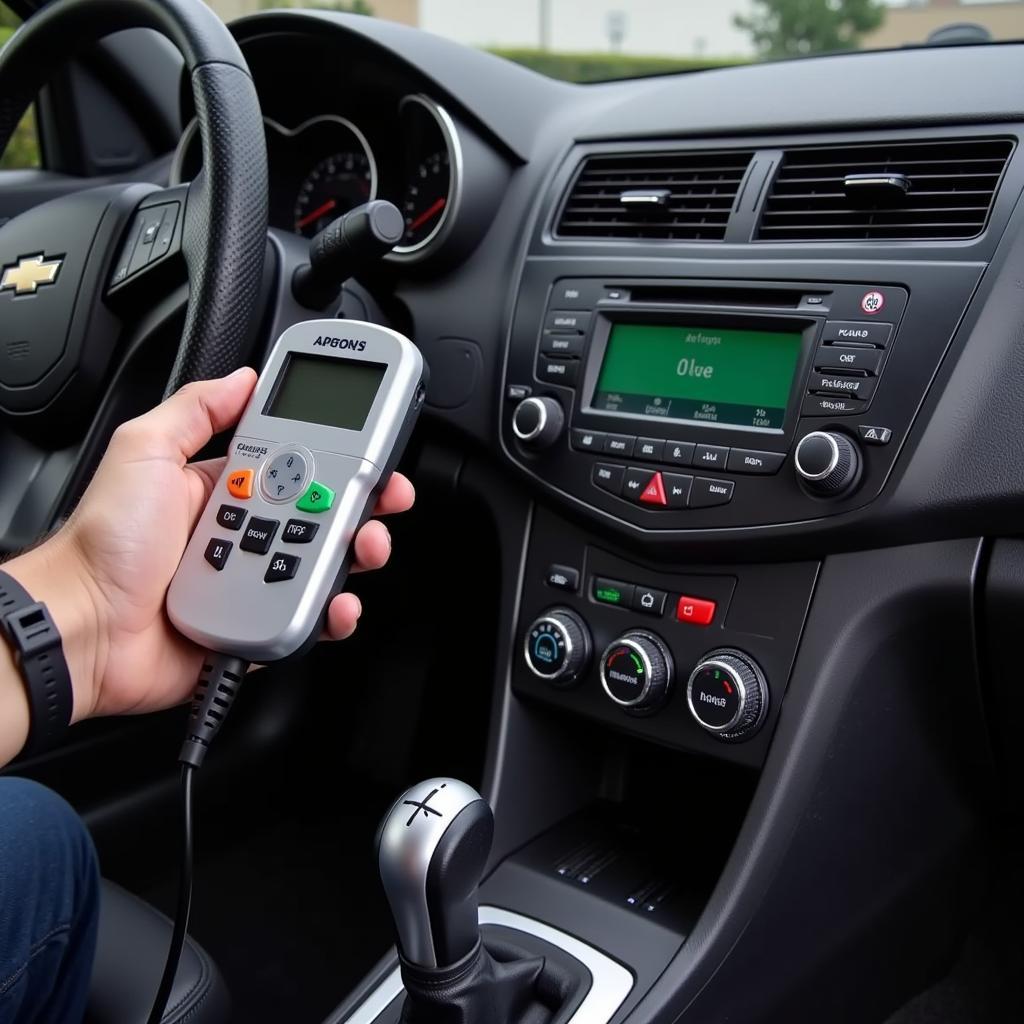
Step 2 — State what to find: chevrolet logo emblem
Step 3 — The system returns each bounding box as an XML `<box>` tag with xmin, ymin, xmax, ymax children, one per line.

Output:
<box><xmin>1</xmin><ymin>254</ymin><xmax>63</xmax><ymax>296</ymax></box>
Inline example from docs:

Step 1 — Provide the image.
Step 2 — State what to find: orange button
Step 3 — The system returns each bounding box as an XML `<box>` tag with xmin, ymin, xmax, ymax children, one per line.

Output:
<box><xmin>226</xmin><ymin>468</ymin><xmax>254</xmax><ymax>499</ymax></box>
<box><xmin>676</xmin><ymin>595</ymin><xmax>716</xmax><ymax>626</ymax></box>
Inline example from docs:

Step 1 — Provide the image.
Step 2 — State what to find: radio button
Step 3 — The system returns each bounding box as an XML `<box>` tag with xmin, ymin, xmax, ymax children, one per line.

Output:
<box><xmin>592</xmin><ymin>463</ymin><xmax>625</xmax><ymax>494</ymax></box>
<box><xmin>690</xmin><ymin>477</ymin><xmax>735</xmax><ymax>508</ymax></box>
<box><xmin>635</xmin><ymin>437</ymin><xmax>665</xmax><ymax>462</ymax></box>
<box><xmin>821</xmin><ymin>320</ymin><xmax>892</xmax><ymax>347</ymax></box>
<box><xmin>542</xmin><ymin>334</ymin><xmax>585</xmax><ymax>357</ymax></box>
<box><xmin>810</xmin><ymin>373</ymin><xmax>877</xmax><ymax>401</ymax></box>
<box><xmin>815</xmin><ymin>345</ymin><xmax>884</xmax><ymax>375</ymax></box>
<box><xmin>537</xmin><ymin>356</ymin><xmax>579</xmax><ymax>386</ymax></box>
<box><xmin>802</xmin><ymin>394</ymin><xmax>864</xmax><ymax>416</ymax></box>
<box><xmin>551</xmin><ymin>280</ymin><xmax>601</xmax><ymax>308</ymax></box>
<box><xmin>622</xmin><ymin>467</ymin><xmax>650</xmax><ymax>500</ymax></box>
<box><xmin>665</xmin><ymin>441</ymin><xmax>695</xmax><ymax>467</ymax></box>
<box><xmin>727</xmin><ymin>449</ymin><xmax>785</xmax><ymax>475</ymax></box>
<box><xmin>571</xmin><ymin>428</ymin><xmax>605</xmax><ymax>452</ymax></box>
<box><xmin>663</xmin><ymin>473</ymin><xmax>693</xmax><ymax>509</ymax></box>
<box><xmin>545</xmin><ymin>310</ymin><xmax>591</xmax><ymax>334</ymax></box>
<box><xmin>694</xmin><ymin>444</ymin><xmax>729</xmax><ymax>470</ymax></box>
<box><xmin>604</xmin><ymin>434</ymin><xmax>636</xmax><ymax>457</ymax></box>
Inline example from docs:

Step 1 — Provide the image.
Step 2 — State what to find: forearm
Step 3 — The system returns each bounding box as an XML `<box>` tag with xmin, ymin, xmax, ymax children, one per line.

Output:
<box><xmin>0</xmin><ymin>535</ymin><xmax>106</xmax><ymax>767</ymax></box>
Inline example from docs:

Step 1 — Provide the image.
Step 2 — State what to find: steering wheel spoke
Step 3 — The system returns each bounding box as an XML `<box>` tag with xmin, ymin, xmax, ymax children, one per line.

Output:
<box><xmin>106</xmin><ymin>185</ymin><xmax>188</xmax><ymax>300</ymax></box>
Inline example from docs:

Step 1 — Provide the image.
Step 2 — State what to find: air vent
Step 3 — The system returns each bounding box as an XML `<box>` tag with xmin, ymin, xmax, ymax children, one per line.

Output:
<box><xmin>556</xmin><ymin>150</ymin><xmax>754</xmax><ymax>241</ymax></box>
<box><xmin>758</xmin><ymin>138</ymin><xmax>1014</xmax><ymax>242</ymax></box>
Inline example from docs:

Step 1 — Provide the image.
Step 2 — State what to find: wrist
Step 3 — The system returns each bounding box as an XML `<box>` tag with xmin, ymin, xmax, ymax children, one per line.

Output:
<box><xmin>4</xmin><ymin>532</ymin><xmax>109</xmax><ymax>726</ymax></box>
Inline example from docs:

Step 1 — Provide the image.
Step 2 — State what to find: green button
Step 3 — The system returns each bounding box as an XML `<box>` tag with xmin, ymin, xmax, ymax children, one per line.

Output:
<box><xmin>296</xmin><ymin>480</ymin><xmax>335</xmax><ymax>513</ymax></box>
<box><xmin>593</xmin><ymin>577</ymin><xmax>634</xmax><ymax>607</ymax></box>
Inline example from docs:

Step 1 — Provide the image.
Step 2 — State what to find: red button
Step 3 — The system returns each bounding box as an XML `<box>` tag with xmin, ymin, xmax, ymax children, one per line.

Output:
<box><xmin>639</xmin><ymin>471</ymin><xmax>667</xmax><ymax>506</ymax></box>
<box><xmin>676</xmin><ymin>595</ymin><xmax>716</xmax><ymax>626</ymax></box>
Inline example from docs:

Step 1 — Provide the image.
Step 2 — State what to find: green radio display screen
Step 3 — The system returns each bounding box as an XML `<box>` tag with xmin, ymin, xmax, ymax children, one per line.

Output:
<box><xmin>591</xmin><ymin>323</ymin><xmax>803</xmax><ymax>430</ymax></box>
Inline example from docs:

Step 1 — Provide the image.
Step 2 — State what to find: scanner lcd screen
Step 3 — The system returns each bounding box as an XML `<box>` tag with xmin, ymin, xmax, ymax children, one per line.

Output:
<box><xmin>264</xmin><ymin>353</ymin><xmax>387</xmax><ymax>431</ymax></box>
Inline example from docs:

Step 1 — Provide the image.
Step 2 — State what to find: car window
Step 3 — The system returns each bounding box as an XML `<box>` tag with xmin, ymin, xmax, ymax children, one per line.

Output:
<box><xmin>0</xmin><ymin>2</ymin><xmax>40</xmax><ymax>169</ymax></box>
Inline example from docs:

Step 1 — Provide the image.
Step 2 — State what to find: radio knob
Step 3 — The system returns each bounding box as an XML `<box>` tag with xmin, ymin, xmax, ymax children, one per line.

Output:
<box><xmin>794</xmin><ymin>431</ymin><xmax>861</xmax><ymax>497</ymax></box>
<box><xmin>600</xmin><ymin>631</ymin><xmax>673</xmax><ymax>713</ymax></box>
<box><xmin>512</xmin><ymin>396</ymin><xmax>564</xmax><ymax>449</ymax></box>
<box><xmin>686</xmin><ymin>650</ymin><xmax>768</xmax><ymax>741</ymax></box>
<box><xmin>524</xmin><ymin>609</ymin><xmax>590</xmax><ymax>686</ymax></box>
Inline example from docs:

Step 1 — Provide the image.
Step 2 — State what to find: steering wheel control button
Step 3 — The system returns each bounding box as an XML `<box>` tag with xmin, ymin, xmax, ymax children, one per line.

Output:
<box><xmin>226</xmin><ymin>468</ymin><xmax>254</xmax><ymax>499</ymax></box>
<box><xmin>604</xmin><ymin>434</ymin><xmax>636</xmax><ymax>457</ymax></box>
<box><xmin>632</xmin><ymin>586</ymin><xmax>667</xmax><ymax>616</ymax></box>
<box><xmin>690</xmin><ymin>477</ymin><xmax>735</xmax><ymax>508</ymax></box>
<box><xmin>726</xmin><ymin>449</ymin><xmax>785</xmax><ymax>475</ymax></box>
<box><xmin>676</xmin><ymin>595</ymin><xmax>717</xmax><ymax>626</ymax></box>
<box><xmin>524</xmin><ymin>609</ymin><xmax>590</xmax><ymax>686</ymax></box>
<box><xmin>858</xmin><ymin>425</ymin><xmax>892</xmax><ymax>445</ymax></box>
<box><xmin>215</xmin><ymin>505</ymin><xmax>246</xmax><ymax>531</ymax></box>
<box><xmin>639</xmin><ymin>472</ymin><xmax>668</xmax><ymax>507</ymax></box>
<box><xmin>240</xmin><ymin>517</ymin><xmax>279</xmax><ymax>555</ymax></box>
<box><xmin>546</xmin><ymin>565</ymin><xmax>580</xmax><ymax>592</ymax></box>
<box><xmin>664</xmin><ymin>473</ymin><xmax>693</xmax><ymax>509</ymax></box>
<box><xmin>593</xmin><ymin>577</ymin><xmax>634</xmax><ymax>608</ymax></box>
<box><xmin>512</xmin><ymin>396</ymin><xmax>565</xmax><ymax>448</ymax></box>
<box><xmin>296</xmin><ymin>480</ymin><xmax>335</xmax><ymax>513</ymax></box>
<box><xmin>795</xmin><ymin>431</ymin><xmax>861</xmax><ymax>497</ymax></box>
<box><xmin>264</xmin><ymin>553</ymin><xmax>301</xmax><ymax>583</ymax></box>
<box><xmin>593</xmin><ymin>463</ymin><xmax>625</xmax><ymax>495</ymax></box>
<box><xmin>571</xmin><ymin>428</ymin><xmax>604</xmax><ymax>452</ymax></box>
<box><xmin>821</xmin><ymin>320</ymin><xmax>892</xmax><ymax>347</ymax></box>
<box><xmin>282</xmin><ymin>520</ymin><xmax>318</xmax><ymax>544</ymax></box>
<box><xmin>694</xmin><ymin>445</ymin><xmax>729</xmax><ymax>470</ymax></box>
<box><xmin>600</xmin><ymin>631</ymin><xmax>673</xmax><ymax>712</ymax></box>
<box><xmin>260</xmin><ymin>449</ymin><xmax>309</xmax><ymax>503</ymax></box>
<box><xmin>687</xmin><ymin>650</ymin><xmax>769</xmax><ymax>741</ymax></box>
<box><xmin>204</xmin><ymin>539</ymin><xmax>232</xmax><ymax>571</ymax></box>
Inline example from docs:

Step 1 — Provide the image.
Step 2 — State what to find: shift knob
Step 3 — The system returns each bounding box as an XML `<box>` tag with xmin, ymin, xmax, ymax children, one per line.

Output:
<box><xmin>376</xmin><ymin>778</ymin><xmax>493</xmax><ymax>969</ymax></box>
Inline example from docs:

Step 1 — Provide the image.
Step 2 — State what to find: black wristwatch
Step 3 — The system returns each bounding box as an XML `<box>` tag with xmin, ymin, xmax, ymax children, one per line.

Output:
<box><xmin>0</xmin><ymin>570</ymin><xmax>72</xmax><ymax>757</ymax></box>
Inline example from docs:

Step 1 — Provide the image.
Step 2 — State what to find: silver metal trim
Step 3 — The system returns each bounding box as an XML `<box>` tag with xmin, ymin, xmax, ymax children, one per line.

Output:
<box><xmin>257</xmin><ymin>443</ymin><xmax>314</xmax><ymax>504</ymax></box>
<box><xmin>512</xmin><ymin>396</ymin><xmax>548</xmax><ymax>442</ymax></box>
<box><xmin>169</xmin><ymin>115</ymin><xmax>379</xmax><ymax>228</ymax></box>
<box><xmin>338</xmin><ymin>906</ymin><xmax>634</xmax><ymax>1024</ymax></box>
<box><xmin>377</xmin><ymin>778</ymin><xmax>485</xmax><ymax>969</ymax></box>
<box><xmin>390</xmin><ymin>94</ymin><xmax>463</xmax><ymax>260</ymax></box>
<box><xmin>600</xmin><ymin>633</ymin><xmax>658</xmax><ymax>708</ymax></box>
<box><xmin>794</xmin><ymin>431</ymin><xmax>839</xmax><ymax>481</ymax></box>
<box><xmin>523</xmin><ymin>612</ymin><xmax>574</xmax><ymax>681</ymax></box>
<box><xmin>686</xmin><ymin>657</ymin><xmax>747</xmax><ymax>734</ymax></box>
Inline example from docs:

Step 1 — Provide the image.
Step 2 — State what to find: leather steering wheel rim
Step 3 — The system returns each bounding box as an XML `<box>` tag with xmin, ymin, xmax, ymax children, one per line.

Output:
<box><xmin>0</xmin><ymin>0</ymin><xmax>268</xmax><ymax>393</ymax></box>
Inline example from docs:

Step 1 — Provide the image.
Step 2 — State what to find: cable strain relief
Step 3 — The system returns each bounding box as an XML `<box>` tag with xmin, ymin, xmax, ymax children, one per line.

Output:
<box><xmin>178</xmin><ymin>653</ymin><xmax>249</xmax><ymax>769</ymax></box>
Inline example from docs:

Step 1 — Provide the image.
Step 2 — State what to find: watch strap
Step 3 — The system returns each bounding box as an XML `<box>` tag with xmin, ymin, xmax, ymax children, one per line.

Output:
<box><xmin>0</xmin><ymin>570</ymin><xmax>72</xmax><ymax>757</ymax></box>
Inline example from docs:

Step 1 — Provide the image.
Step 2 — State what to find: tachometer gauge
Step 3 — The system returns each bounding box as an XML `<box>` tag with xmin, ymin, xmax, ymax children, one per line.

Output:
<box><xmin>402</xmin><ymin>150</ymin><xmax>450</xmax><ymax>248</ymax></box>
<box><xmin>294</xmin><ymin>150</ymin><xmax>374</xmax><ymax>237</ymax></box>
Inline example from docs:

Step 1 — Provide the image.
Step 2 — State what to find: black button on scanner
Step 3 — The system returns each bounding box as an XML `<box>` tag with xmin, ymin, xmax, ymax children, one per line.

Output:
<box><xmin>204</xmin><ymin>538</ymin><xmax>232</xmax><ymax>571</ymax></box>
<box><xmin>282</xmin><ymin>519</ymin><xmax>318</xmax><ymax>544</ymax></box>
<box><xmin>240</xmin><ymin>517</ymin><xmax>279</xmax><ymax>554</ymax></box>
<box><xmin>264</xmin><ymin>552</ymin><xmax>300</xmax><ymax>583</ymax></box>
<box><xmin>216</xmin><ymin>504</ymin><xmax>246</xmax><ymax>531</ymax></box>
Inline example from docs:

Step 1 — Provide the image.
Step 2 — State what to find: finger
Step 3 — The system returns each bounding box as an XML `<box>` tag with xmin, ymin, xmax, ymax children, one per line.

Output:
<box><xmin>185</xmin><ymin>456</ymin><xmax>227</xmax><ymax>500</ymax></box>
<box><xmin>325</xmin><ymin>592</ymin><xmax>362</xmax><ymax>640</ymax></box>
<box><xmin>351</xmin><ymin>519</ymin><xmax>391</xmax><ymax>573</ymax></box>
<box><xmin>374</xmin><ymin>473</ymin><xmax>415</xmax><ymax>515</ymax></box>
<box><xmin>112</xmin><ymin>367</ymin><xmax>258</xmax><ymax>464</ymax></box>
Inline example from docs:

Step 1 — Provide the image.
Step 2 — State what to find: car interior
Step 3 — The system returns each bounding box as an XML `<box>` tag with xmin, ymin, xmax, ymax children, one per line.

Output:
<box><xmin>2</xmin><ymin>0</ymin><xmax>1024</xmax><ymax>1022</ymax></box>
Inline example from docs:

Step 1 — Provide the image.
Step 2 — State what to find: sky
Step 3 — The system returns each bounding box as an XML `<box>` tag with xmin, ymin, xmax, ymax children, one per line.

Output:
<box><xmin>418</xmin><ymin>0</ymin><xmax>1023</xmax><ymax>57</ymax></box>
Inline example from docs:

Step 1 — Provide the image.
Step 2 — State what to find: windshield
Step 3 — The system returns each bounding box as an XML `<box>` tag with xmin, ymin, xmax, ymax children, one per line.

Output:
<box><xmin>217</xmin><ymin>1</ymin><xmax>1024</xmax><ymax>82</ymax></box>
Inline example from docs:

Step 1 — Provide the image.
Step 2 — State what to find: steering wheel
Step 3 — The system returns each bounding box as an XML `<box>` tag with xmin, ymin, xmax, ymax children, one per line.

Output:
<box><xmin>0</xmin><ymin>0</ymin><xmax>267</xmax><ymax>450</ymax></box>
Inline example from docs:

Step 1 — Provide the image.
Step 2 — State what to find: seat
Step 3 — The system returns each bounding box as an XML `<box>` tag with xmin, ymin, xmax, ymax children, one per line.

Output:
<box><xmin>86</xmin><ymin>880</ymin><xmax>230</xmax><ymax>1024</ymax></box>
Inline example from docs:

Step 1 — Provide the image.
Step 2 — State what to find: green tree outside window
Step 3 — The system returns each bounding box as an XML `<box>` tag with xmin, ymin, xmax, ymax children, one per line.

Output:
<box><xmin>735</xmin><ymin>0</ymin><xmax>885</xmax><ymax>59</ymax></box>
<box><xmin>0</xmin><ymin>2</ymin><xmax>41</xmax><ymax>170</ymax></box>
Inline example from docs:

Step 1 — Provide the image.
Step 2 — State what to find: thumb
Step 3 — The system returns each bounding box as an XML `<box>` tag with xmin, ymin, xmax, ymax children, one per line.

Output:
<box><xmin>113</xmin><ymin>367</ymin><xmax>257</xmax><ymax>464</ymax></box>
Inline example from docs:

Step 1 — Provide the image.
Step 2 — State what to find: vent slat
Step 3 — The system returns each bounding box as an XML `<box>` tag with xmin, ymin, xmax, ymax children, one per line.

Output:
<box><xmin>758</xmin><ymin>137</ymin><xmax>1014</xmax><ymax>242</ymax></box>
<box><xmin>557</xmin><ymin>149</ymin><xmax>754</xmax><ymax>242</ymax></box>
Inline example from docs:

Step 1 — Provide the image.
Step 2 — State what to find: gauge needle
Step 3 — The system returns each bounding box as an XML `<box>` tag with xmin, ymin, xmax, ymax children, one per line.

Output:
<box><xmin>409</xmin><ymin>197</ymin><xmax>446</xmax><ymax>232</ymax></box>
<box><xmin>296</xmin><ymin>198</ymin><xmax>337</xmax><ymax>230</ymax></box>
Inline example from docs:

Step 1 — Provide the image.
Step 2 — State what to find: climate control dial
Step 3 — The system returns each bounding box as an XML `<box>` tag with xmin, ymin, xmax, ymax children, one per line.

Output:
<box><xmin>600</xmin><ymin>631</ymin><xmax>673</xmax><ymax>713</ymax></box>
<box><xmin>524</xmin><ymin>609</ymin><xmax>590</xmax><ymax>687</ymax></box>
<box><xmin>686</xmin><ymin>649</ymin><xmax>769</xmax><ymax>741</ymax></box>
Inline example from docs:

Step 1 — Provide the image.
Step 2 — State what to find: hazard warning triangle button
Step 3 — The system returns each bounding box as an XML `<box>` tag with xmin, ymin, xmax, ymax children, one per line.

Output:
<box><xmin>639</xmin><ymin>471</ymin><xmax>667</xmax><ymax>506</ymax></box>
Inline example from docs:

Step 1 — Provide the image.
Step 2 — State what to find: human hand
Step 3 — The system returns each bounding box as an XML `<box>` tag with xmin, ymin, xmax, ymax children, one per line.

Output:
<box><xmin>6</xmin><ymin>368</ymin><xmax>414</xmax><ymax>725</ymax></box>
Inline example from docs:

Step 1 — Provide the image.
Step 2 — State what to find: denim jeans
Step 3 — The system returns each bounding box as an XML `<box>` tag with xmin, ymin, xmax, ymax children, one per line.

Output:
<box><xmin>0</xmin><ymin>778</ymin><xmax>99</xmax><ymax>1024</ymax></box>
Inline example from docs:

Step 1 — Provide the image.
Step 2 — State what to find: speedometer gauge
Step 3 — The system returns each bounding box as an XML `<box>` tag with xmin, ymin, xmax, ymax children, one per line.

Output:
<box><xmin>402</xmin><ymin>150</ymin><xmax>450</xmax><ymax>248</ymax></box>
<box><xmin>294</xmin><ymin>151</ymin><xmax>373</xmax><ymax>237</ymax></box>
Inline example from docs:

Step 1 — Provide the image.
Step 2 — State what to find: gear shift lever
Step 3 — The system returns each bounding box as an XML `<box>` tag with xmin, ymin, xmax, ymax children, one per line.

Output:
<box><xmin>376</xmin><ymin>778</ymin><xmax>493</xmax><ymax>968</ymax></box>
